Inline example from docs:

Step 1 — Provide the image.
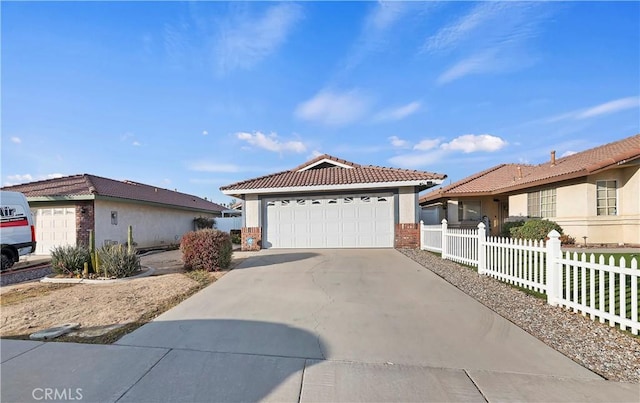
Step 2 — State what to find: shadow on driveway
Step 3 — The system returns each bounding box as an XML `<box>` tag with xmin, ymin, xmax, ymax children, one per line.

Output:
<box><xmin>234</xmin><ymin>252</ymin><xmax>319</xmax><ymax>270</ymax></box>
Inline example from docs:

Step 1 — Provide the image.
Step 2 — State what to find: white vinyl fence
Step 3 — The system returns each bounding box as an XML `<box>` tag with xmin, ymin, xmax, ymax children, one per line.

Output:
<box><xmin>214</xmin><ymin>217</ymin><xmax>243</xmax><ymax>233</ymax></box>
<box><xmin>420</xmin><ymin>219</ymin><xmax>639</xmax><ymax>335</ymax></box>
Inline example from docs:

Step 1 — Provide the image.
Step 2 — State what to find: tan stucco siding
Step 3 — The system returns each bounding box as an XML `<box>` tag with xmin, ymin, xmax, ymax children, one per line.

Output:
<box><xmin>506</xmin><ymin>167</ymin><xmax>640</xmax><ymax>245</ymax></box>
<box><xmin>244</xmin><ymin>194</ymin><xmax>260</xmax><ymax>227</ymax></box>
<box><xmin>398</xmin><ymin>187</ymin><xmax>417</xmax><ymax>223</ymax></box>
<box><xmin>508</xmin><ymin>194</ymin><xmax>527</xmax><ymax>217</ymax></box>
<box><xmin>94</xmin><ymin>200</ymin><xmax>215</xmax><ymax>248</ymax></box>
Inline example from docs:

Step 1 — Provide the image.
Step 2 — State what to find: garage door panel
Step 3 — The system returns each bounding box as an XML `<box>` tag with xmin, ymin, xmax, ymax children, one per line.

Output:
<box><xmin>265</xmin><ymin>193</ymin><xmax>394</xmax><ymax>248</ymax></box>
<box><xmin>33</xmin><ymin>207</ymin><xmax>76</xmax><ymax>255</ymax></box>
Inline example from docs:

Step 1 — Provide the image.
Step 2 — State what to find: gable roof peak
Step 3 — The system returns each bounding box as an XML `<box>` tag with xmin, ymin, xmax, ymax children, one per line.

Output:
<box><xmin>293</xmin><ymin>154</ymin><xmax>360</xmax><ymax>172</ymax></box>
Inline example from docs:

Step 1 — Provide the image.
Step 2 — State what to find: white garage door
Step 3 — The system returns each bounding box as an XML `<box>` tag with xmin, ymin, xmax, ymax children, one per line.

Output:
<box><xmin>265</xmin><ymin>193</ymin><xmax>394</xmax><ymax>248</ymax></box>
<box><xmin>32</xmin><ymin>207</ymin><xmax>77</xmax><ymax>255</ymax></box>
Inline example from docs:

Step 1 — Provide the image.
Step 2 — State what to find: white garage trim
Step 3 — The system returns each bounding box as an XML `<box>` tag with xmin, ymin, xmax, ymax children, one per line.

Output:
<box><xmin>222</xmin><ymin>180</ymin><xmax>438</xmax><ymax>196</ymax></box>
<box><xmin>263</xmin><ymin>193</ymin><xmax>394</xmax><ymax>248</ymax></box>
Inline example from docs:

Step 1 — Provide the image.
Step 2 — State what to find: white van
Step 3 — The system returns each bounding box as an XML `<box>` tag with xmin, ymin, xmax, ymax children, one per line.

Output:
<box><xmin>1</xmin><ymin>191</ymin><xmax>36</xmax><ymax>270</ymax></box>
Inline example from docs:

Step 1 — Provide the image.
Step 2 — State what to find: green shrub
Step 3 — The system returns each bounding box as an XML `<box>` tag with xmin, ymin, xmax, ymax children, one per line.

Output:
<box><xmin>51</xmin><ymin>245</ymin><xmax>92</xmax><ymax>276</ymax></box>
<box><xmin>194</xmin><ymin>216</ymin><xmax>215</xmax><ymax>230</ymax></box>
<box><xmin>181</xmin><ymin>229</ymin><xmax>232</xmax><ymax>271</ymax></box>
<box><xmin>501</xmin><ymin>220</ymin><xmax>525</xmax><ymax>237</ymax></box>
<box><xmin>230</xmin><ymin>230</ymin><xmax>241</xmax><ymax>245</ymax></box>
<box><xmin>97</xmin><ymin>244</ymin><xmax>141</xmax><ymax>278</ymax></box>
<box><xmin>510</xmin><ymin>219</ymin><xmax>564</xmax><ymax>240</ymax></box>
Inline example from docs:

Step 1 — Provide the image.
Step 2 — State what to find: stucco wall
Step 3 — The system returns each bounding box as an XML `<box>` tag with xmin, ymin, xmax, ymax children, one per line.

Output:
<box><xmin>508</xmin><ymin>194</ymin><xmax>527</xmax><ymax>217</ymax></box>
<box><xmin>94</xmin><ymin>200</ymin><xmax>215</xmax><ymax>248</ymax></box>
<box><xmin>506</xmin><ymin>166</ymin><xmax>640</xmax><ymax>245</ymax></box>
<box><xmin>244</xmin><ymin>194</ymin><xmax>260</xmax><ymax>228</ymax></box>
<box><xmin>398</xmin><ymin>187</ymin><xmax>418</xmax><ymax>223</ymax></box>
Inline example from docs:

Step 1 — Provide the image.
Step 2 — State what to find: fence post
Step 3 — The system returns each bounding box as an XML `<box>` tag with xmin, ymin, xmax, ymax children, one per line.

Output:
<box><xmin>477</xmin><ymin>222</ymin><xmax>486</xmax><ymax>275</ymax></box>
<box><xmin>546</xmin><ymin>230</ymin><xmax>561</xmax><ymax>306</ymax></box>
<box><xmin>441</xmin><ymin>219</ymin><xmax>448</xmax><ymax>259</ymax></box>
<box><xmin>419</xmin><ymin>220</ymin><xmax>424</xmax><ymax>250</ymax></box>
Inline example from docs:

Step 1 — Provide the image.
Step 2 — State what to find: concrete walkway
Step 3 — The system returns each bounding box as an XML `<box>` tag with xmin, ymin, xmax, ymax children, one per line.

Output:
<box><xmin>2</xmin><ymin>249</ymin><xmax>638</xmax><ymax>402</ymax></box>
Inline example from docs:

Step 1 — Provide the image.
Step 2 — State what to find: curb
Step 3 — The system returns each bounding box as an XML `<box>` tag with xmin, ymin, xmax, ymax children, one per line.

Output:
<box><xmin>40</xmin><ymin>266</ymin><xmax>155</xmax><ymax>284</ymax></box>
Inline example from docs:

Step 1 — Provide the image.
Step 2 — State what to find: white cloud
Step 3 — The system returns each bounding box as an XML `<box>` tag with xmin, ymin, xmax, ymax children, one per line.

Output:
<box><xmin>427</xmin><ymin>3</ymin><xmax>546</xmax><ymax>84</ymax></box>
<box><xmin>341</xmin><ymin>1</ymin><xmax>416</xmax><ymax>71</ymax></box>
<box><xmin>132</xmin><ymin>141</ymin><xmax>142</xmax><ymax>146</ymax></box>
<box><xmin>576</xmin><ymin>97</ymin><xmax>640</xmax><ymax>119</ymax></box>
<box><xmin>236</xmin><ymin>131</ymin><xmax>306</xmax><ymax>153</ymax></box>
<box><xmin>7</xmin><ymin>174</ymin><xmax>33</xmax><ymax>183</ymax></box>
<box><xmin>10</xmin><ymin>137</ymin><xmax>21</xmax><ymax>144</ymax></box>
<box><xmin>437</xmin><ymin>50</ymin><xmax>497</xmax><ymax>85</ymax></box>
<box><xmin>375</xmin><ymin>101</ymin><xmax>421</xmax><ymax>122</ymax></box>
<box><xmin>388</xmin><ymin>134</ymin><xmax>507</xmax><ymax>168</ymax></box>
<box><xmin>215</xmin><ymin>3</ymin><xmax>303</xmax><ymax>73</ymax></box>
<box><xmin>424</xmin><ymin>2</ymin><xmax>508</xmax><ymax>53</ymax></box>
<box><xmin>309</xmin><ymin>150</ymin><xmax>324</xmax><ymax>159</ymax></box>
<box><xmin>295</xmin><ymin>89</ymin><xmax>371</xmax><ymax>126</ymax></box>
<box><xmin>441</xmin><ymin>134</ymin><xmax>507</xmax><ymax>153</ymax></box>
<box><xmin>389</xmin><ymin>151</ymin><xmax>445</xmax><ymax>168</ymax></box>
<box><xmin>202</xmin><ymin>130</ymin><xmax>208</xmax><ymax>136</ymax></box>
<box><xmin>546</xmin><ymin>96</ymin><xmax>640</xmax><ymax>123</ymax></box>
<box><xmin>388</xmin><ymin>136</ymin><xmax>409</xmax><ymax>148</ymax></box>
<box><xmin>423</xmin><ymin>2</ymin><xmax>541</xmax><ymax>53</ymax></box>
<box><xmin>413</xmin><ymin>138</ymin><xmax>441</xmax><ymax>151</ymax></box>
<box><xmin>561</xmin><ymin>151</ymin><xmax>577</xmax><ymax>157</ymax></box>
<box><xmin>4</xmin><ymin>173</ymin><xmax>64</xmax><ymax>187</ymax></box>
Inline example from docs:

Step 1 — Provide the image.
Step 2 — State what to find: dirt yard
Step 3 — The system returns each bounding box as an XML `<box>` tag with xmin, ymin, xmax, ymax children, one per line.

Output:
<box><xmin>0</xmin><ymin>250</ymin><xmax>232</xmax><ymax>343</ymax></box>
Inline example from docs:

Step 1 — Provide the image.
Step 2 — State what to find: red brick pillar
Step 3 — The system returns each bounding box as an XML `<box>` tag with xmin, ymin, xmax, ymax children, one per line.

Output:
<box><xmin>394</xmin><ymin>223</ymin><xmax>420</xmax><ymax>249</ymax></box>
<box><xmin>76</xmin><ymin>201</ymin><xmax>95</xmax><ymax>248</ymax></box>
<box><xmin>241</xmin><ymin>227</ymin><xmax>262</xmax><ymax>251</ymax></box>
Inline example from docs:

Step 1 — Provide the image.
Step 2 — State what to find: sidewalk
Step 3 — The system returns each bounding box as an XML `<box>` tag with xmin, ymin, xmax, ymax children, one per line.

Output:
<box><xmin>1</xmin><ymin>339</ymin><xmax>638</xmax><ymax>402</ymax></box>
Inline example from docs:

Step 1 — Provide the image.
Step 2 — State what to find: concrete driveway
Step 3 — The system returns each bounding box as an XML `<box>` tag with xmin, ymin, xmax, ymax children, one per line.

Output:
<box><xmin>2</xmin><ymin>249</ymin><xmax>637</xmax><ymax>402</ymax></box>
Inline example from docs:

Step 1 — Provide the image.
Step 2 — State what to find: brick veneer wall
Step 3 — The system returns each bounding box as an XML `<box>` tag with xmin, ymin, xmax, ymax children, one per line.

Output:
<box><xmin>76</xmin><ymin>201</ymin><xmax>95</xmax><ymax>248</ymax></box>
<box><xmin>395</xmin><ymin>223</ymin><xmax>419</xmax><ymax>249</ymax></box>
<box><xmin>241</xmin><ymin>227</ymin><xmax>262</xmax><ymax>251</ymax></box>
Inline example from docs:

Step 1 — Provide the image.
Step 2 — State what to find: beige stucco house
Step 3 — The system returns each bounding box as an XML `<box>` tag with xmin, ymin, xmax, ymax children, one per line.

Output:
<box><xmin>221</xmin><ymin>154</ymin><xmax>446</xmax><ymax>250</ymax></box>
<box><xmin>2</xmin><ymin>174</ymin><xmax>225</xmax><ymax>254</ymax></box>
<box><xmin>420</xmin><ymin>134</ymin><xmax>640</xmax><ymax>246</ymax></box>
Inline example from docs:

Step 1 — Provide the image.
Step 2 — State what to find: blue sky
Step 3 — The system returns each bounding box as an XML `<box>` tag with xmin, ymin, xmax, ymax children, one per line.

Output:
<box><xmin>2</xmin><ymin>1</ymin><xmax>639</xmax><ymax>204</ymax></box>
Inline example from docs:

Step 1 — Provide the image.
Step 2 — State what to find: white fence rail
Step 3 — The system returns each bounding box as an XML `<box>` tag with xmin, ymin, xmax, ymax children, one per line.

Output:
<box><xmin>214</xmin><ymin>217</ymin><xmax>243</xmax><ymax>233</ymax></box>
<box><xmin>420</xmin><ymin>219</ymin><xmax>639</xmax><ymax>335</ymax></box>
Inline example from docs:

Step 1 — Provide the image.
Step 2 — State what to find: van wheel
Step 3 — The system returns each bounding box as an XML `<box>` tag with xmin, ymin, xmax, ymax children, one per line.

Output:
<box><xmin>1</xmin><ymin>253</ymin><xmax>14</xmax><ymax>271</ymax></box>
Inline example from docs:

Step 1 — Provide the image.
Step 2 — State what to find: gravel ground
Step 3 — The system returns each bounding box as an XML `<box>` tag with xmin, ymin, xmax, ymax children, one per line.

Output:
<box><xmin>400</xmin><ymin>248</ymin><xmax>640</xmax><ymax>383</ymax></box>
<box><xmin>1</xmin><ymin>266</ymin><xmax>52</xmax><ymax>287</ymax></box>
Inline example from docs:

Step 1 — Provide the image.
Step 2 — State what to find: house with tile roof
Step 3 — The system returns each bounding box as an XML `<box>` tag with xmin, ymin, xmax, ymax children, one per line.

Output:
<box><xmin>220</xmin><ymin>154</ymin><xmax>446</xmax><ymax>250</ymax></box>
<box><xmin>2</xmin><ymin>174</ymin><xmax>225</xmax><ymax>254</ymax></box>
<box><xmin>420</xmin><ymin>134</ymin><xmax>640</xmax><ymax>245</ymax></box>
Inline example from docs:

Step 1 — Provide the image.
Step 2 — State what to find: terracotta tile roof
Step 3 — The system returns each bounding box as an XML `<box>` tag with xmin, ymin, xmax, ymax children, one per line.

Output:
<box><xmin>421</xmin><ymin>134</ymin><xmax>640</xmax><ymax>203</ymax></box>
<box><xmin>221</xmin><ymin>154</ymin><xmax>446</xmax><ymax>192</ymax></box>
<box><xmin>420</xmin><ymin>164</ymin><xmax>536</xmax><ymax>203</ymax></box>
<box><xmin>2</xmin><ymin>174</ymin><xmax>225</xmax><ymax>213</ymax></box>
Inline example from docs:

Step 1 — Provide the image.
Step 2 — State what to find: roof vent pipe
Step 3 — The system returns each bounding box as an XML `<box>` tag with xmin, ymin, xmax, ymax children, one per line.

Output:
<box><xmin>551</xmin><ymin>150</ymin><xmax>556</xmax><ymax>166</ymax></box>
<box><xmin>517</xmin><ymin>166</ymin><xmax>522</xmax><ymax>179</ymax></box>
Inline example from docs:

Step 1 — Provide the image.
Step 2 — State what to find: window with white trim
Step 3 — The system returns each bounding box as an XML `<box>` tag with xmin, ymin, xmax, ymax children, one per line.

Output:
<box><xmin>457</xmin><ymin>200</ymin><xmax>481</xmax><ymax>221</ymax></box>
<box><xmin>596</xmin><ymin>180</ymin><xmax>617</xmax><ymax>216</ymax></box>
<box><xmin>527</xmin><ymin>189</ymin><xmax>556</xmax><ymax>218</ymax></box>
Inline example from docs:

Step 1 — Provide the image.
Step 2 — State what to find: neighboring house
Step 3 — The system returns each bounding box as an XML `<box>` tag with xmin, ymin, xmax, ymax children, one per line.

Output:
<box><xmin>2</xmin><ymin>174</ymin><xmax>225</xmax><ymax>254</ymax></box>
<box><xmin>420</xmin><ymin>134</ymin><xmax>640</xmax><ymax>245</ymax></box>
<box><xmin>220</xmin><ymin>154</ymin><xmax>446</xmax><ymax>250</ymax></box>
